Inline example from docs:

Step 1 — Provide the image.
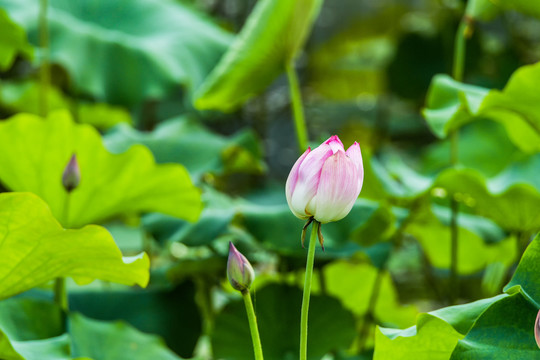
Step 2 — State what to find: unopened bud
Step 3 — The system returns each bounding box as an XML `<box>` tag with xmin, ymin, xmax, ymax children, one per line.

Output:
<box><xmin>535</xmin><ymin>309</ymin><xmax>540</xmax><ymax>349</ymax></box>
<box><xmin>62</xmin><ymin>154</ymin><xmax>80</xmax><ymax>192</ymax></box>
<box><xmin>227</xmin><ymin>242</ymin><xmax>254</xmax><ymax>293</ymax></box>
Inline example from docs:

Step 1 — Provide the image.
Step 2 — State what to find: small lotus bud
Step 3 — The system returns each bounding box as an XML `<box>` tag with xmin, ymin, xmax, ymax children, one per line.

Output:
<box><xmin>62</xmin><ymin>154</ymin><xmax>80</xmax><ymax>192</ymax></box>
<box><xmin>285</xmin><ymin>135</ymin><xmax>363</xmax><ymax>224</ymax></box>
<box><xmin>227</xmin><ymin>242</ymin><xmax>255</xmax><ymax>293</ymax></box>
<box><xmin>535</xmin><ymin>309</ymin><xmax>540</xmax><ymax>349</ymax></box>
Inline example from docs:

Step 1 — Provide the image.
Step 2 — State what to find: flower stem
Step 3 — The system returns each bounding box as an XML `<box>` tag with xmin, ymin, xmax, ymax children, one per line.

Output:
<box><xmin>242</xmin><ymin>290</ymin><xmax>264</xmax><ymax>360</ymax></box>
<box><xmin>39</xmin><ymin>0</ymin><xmax>50</xmax><ymax>117</ymax></box>
<box><xmin>55</xmin><ymin>192</ymin><xmax>70</xmax><ymax>326</ymax></box>
<box><xmin>286</xmin><ymin>62</ymin><xmax>309</xmax><ymax>153</ymax></box>
<box><xmin>448</xmin><ymin>14</ymin><xmax>470</xmax><ymax>305</ymax></box>
<box><xmin>300</xmin><ymin>220</ymin><xmax>320</xmax><ymax>360</ymax></box>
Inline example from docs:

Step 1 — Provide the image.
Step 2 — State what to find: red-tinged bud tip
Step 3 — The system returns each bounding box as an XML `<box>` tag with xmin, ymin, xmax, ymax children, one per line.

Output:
<box><xmin>62</xmin><ymin>154</ymin><xmax>80</xmax><ymax>193</ymax></box>
<box><xmin>227</xmin><ymin>242</ymin><xmax>255</xmax><ymax>293</ymax></box>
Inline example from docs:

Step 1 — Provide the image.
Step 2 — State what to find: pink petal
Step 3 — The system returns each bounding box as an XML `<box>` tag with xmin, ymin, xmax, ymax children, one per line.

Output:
<box><xmin>325</xmin><ymin>135</ymin><xmax>344</xmax><ymax>154</ymax></box>
<box><xmin>346</xmin><ymin>142</ymin><xmax>364</xmax><ymax>192</ymax></box>
<box><xmin>312</xmin><ymin>150</ymin><xmax>361</xmax><ymax>223</ymax></box>
<box><xmin>289</xmin><ymin>144</ymin><xmax>333</xmax><ymax>218</ymax></box>
<box><xmin>285</xmin><ymin>148</ymin><xmax>310</xmax><ymax>202</ymax></box>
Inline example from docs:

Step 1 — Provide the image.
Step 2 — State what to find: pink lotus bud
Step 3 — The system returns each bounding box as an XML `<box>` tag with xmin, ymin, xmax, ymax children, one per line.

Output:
<box><xmin>286</xmin><ymin>135</ymin><xmax>363</xmax><ymax>224</ymax></box>
<box><xmin>536</xmin><ymin>309</ymin><xmax>540</xmax><ymax>349</ymax></box>
<box><xmin>62</xmin><ymin>154</ymin><xmax>80</xmax><ymax>192</ymax></box>
<box><xmin>227</xmin><ymin>242</ymin><xmax>255</xmax><ymax>293</ymax></box>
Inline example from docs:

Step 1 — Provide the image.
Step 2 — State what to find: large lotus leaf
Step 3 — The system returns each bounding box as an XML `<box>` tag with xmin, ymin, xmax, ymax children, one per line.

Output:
<box><xmin>194</xmin><ymin>0</ymin><xmax>323</xmax><ymax>111</ymax></box>
<box><xmin>0</xmin><ymin>8</ymin><xmax>32</xmax><ymax>70</ymax></box>
<box><xmin>69</xmin><ymin>281</ymin><xmax>201</xmax><ymax>358</ymax></box>
<box><xmin>450</xmin><ymin>292</ymin><xmax>539</xmax><ymax>359</ymax></box>
<box><xmin>0</xmin><ymin>192</ymin><xmax>149</xmax><ymax>300</ymax></box>
<box><xmin>324</xmin><ymin>261</ymin><xmax>418</xmax><ymax>328</ymax></box>
<box><xmin>0</xmin><ymin>298</ymin><xmax>62</xmax><ymax>341</ymax></box>
<box><xmin>69</xmin><ymin>313</ymin><xmax>184</xmax><ymax>360</ymax></box>
<box><xmin>423</xmin><ymin>74</ymin><xmax>488</xmax><ymax>139</ymax></box>
<box><xmin>494</xmin><ymin>0</ymin><xmax>540</xmax><ymax>18</ymax></box>
<box><xmin>406</xmin><ymin>205</ymin><xmax>516</xmax><ymax>274</ymax></box>
<box><xmin>373</xmin><ymin>294</ymin><xmax>506</xmax><ymax>360</ymax></box>
<box><xmin>0</xmin><ymin>80</ymin><xmax>70</xmax><ymax>115</ymax></box>
<box><xmin>423</xmin><ymin>63</ymin><xmax>540</xmax><ymax>153</ymax></box>
<box><xmin>77</xmin><ymin>103</ymin><xmax>132</xmax><ymax>131</ymax></box>
<box><xmin>212</xmin><ymin>283</ymin><xmax>356</xmax><ymax>360</ymax></box>
<box><xmin>105</xmin><ymin>117</ymin><xmax>265</xmax><ymax>179</ymax></box>
<box><xmin>0</xmin><ymin>111</ymin><xmax>202</xmax><ymax>228</ymax></box>
<box><xmin>504</xmin><ymin>233</ymin><xmax>540</xmax><ymax>307</ymax></box>
<box><xmin>0</xmin><ymin>0</ymin><xmax>232</xmax><ymax>105</ymax></box>
<box><xmin>434</xmin><ymin>166</ymin><xmax>540</xmax><ymax>232</ymax></box>
<box><xmin>0</xmin><ymin>332</ymin><xmax>75</xmax><ymax>360</ymax></box>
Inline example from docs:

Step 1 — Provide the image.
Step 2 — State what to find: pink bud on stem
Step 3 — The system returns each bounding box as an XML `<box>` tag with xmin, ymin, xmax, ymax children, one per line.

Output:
<box><xmin>62</xmin><ymin>154</ymin><xmax>80</xmax><ymax>193</ymax></box>
<box><xmin>227</xmin><ymin>242</ymin><xmax>255</xmax><ymax>293</ymax></box>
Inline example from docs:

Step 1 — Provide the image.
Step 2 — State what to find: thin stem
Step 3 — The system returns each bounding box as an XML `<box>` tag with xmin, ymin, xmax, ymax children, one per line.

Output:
<box><xmin>242</xmin><ymin>290</ymin><xmax>264</xmax><ymax>360</ymax></box>
<box><xmin>300</xmin><ymin>220</ymin><xmax>320</xmax><ymax>360</ymax></box>
<box><xmin>55</xmin><ymin>192</ymin><xmax>70</xmax><ymax>326</ymax></box>
<box><xmin>449</xmin><ymin>199</ymin><xmax>459</xmax><ymax>304</ymax></box>
<box><xmin>286</xmin><ymin>62</ymin><xmax>309</xmax><ymax>153</ymax></box>
<box><xmin>39</xmin><ymin>0</ymin><xmax>50</xmax><ymax>117</ymax></box>
<box><xmin>448</xmin><ymin>14</ymin><xmax>470</xmax><ymax>306</ymax></box>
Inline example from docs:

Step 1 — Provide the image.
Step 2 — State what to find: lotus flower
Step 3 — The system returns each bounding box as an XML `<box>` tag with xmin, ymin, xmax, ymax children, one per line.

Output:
<box><xmin>62</xmin><ymin>154</ymin><xmax>80</xmax><ymax>192</ymax></box>
<box><xmin>286</xmin><ymin>135</ymin><xmax>363</xmax><ymax>224</ymax></box>
<box><xmin>227</xmin><ymin>242</ymin><xmax>255</xmax><ymax>293</ymax></box>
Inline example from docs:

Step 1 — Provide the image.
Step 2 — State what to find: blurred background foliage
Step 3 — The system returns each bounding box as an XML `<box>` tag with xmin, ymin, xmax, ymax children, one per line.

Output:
<box><xmin>0</xmin><ymin>0</ymin><xmax>539</xmax><ymax>359</ymax></box>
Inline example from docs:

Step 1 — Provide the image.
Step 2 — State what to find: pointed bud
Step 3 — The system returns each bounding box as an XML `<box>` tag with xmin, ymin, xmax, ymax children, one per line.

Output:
<box><xmin>535</xmin><ymin>309</ymin><xmax>540</xmax><ymax>349</ymax></box>
<box><xmin>62</xmin><ymin>154</ymin><xmax>80</xmax><ymax>192</ymax></box>
<box><xmin>227</xmin><ymin>242</ymin><xmax>255</xmax><ymax>293</ymax></box>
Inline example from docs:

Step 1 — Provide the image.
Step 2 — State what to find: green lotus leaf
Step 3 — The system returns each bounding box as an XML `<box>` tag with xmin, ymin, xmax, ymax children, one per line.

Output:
<box><xmin>105</xmin><ymin>117</ymin><xmax>265</xmax><ymax>179</ymax></box>
<box><xmin>0</xmin><ymin>8</ymin><xmax>32</xmax><ymax>70</ymax></box>
<box><xmin>0</xmin><ymin>192</ymin><xmax>149</xmax><ymax>301</ymax></box>
<box><xmin>504</xmin><ymin>232</ymin><xmax>540</xmax><ymax>307</ymax></box>
<box><xmin>423</xmin><ymin>63</ymin><xmax>540</xmax><ymax>153</ymax></box>
<box><xmin>194</xmin><ymin>0</ymin><xmax>323</xmax><ymax>111</ymax></box>
<box><xmin>0</xmin><ymin>308</ymin><xmax>184</xmax><ymax>359</ymax></box>
<box><xmin>434</xmin><ymin>165</ymin><xmax>540</xmax><ymax>232</ymax></box>
<box><xmin>0</xmin><ymin>80</ymin><xmax>70</xmax><ymax>115</ymax></box>
<box><xmin>0</xmin><ymin>0</ymin><xmax>232</xmax><ymax>105</ymax></box>
<box><xmin>373</xmin><ymin>294</ymin><xmax>506</xmax><ymax>360</ymax></box>
<box><xmin>324</xmin><ymin>261</ymin><xmax>418</xmax><ymax>329</ymax></box>
<box><xmin>493</xmin><ymin>0</ymin><xmax>540</xmax><ymax>18</ymax></box>
<box><xmin>450</xmin><ymin>292</ymin><xmax>539</xmax><ymax>359</ymax></box>
<box><xmin>0</xmin><ymin>111</ymin><xmax>202</xmax><ymax>228</ymax></box>
<box><xmin>406</xmin><ymin>205</ymin><xmax>516</xmax><ymax>274</ymax></box>
<box><xmin>69</xmin><ymin>313</ymin><xmax>184</xmax><ymax>360</ymax></box>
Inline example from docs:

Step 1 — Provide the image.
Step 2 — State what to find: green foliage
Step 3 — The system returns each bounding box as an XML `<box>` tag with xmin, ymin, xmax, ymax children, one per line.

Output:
<box><xmin>0</xmin><ymin>303</ymin><xmax>185</xmax><ymax>360</ymax></box>
<box><xmin>374</xmin><ymin>233</ymin><xmax>540</xmax><ymax>359</ymax></box>
<box><xmin>423</xmin><ymin>63</ymin><xmax>540</xmax><ymax>153</ymax></box>
<box><xmin>0</xmin><ymin>111</ymin><xmax>202</xmax><ymax>228</ymax></box>
<box><xmin>0</xmin><ymin>80</ymin><xmax>70</xmax><ymax>115</ymax></box>
<box><xmin>0</xmin><ymin>0</ymin><xmax>232</xmax><ymax>105</ymax></box>
<box><xmin>194</xmin><ymin>0</ymin><xmax>323</xmax><ymax>111</ymax></box>
<box><xmin>212</xmin><ymin>284</ymin><xmax>356</xmax><ymax>360</ymax></box>
<box><xmin>105</xmin><ymin>117</ymin><xmax>265</xmax><ymax>179</ymax></box>
<box><xmin>0</xmin><ymin>192</ymin><xmax>149</xmax><ymax>300</ymax></box>
<box><xmin>0</xmin><ymin>9</ymin><xmax>32</xmax><ymax>70</ymax></box>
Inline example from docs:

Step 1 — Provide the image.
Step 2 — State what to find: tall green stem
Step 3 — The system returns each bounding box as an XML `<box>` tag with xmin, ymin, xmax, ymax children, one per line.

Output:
<box><xmin>286</xmin><ymin>62</ymin><xmax>309</xmax><ymax>153</ymax></box>
<box><xmin>55</xmin><ymin>193</ymin><xmax>70</xmax><ymax>323</ymax></box>
<box><xmin>39</xmin><ymin>0</ymin><xmax>50</xmax><ymax>117</ymax></box>
<box><xmin>300</xmin><ymin>220</ymin><xmax>320</xmax><ymax>360</ymax></box>
<box><xmin>242</xmin><ymin>290</ymin><xmax>264</xmax><ymax>360</ymax></box>
<box><xmin>448</xmin><ymin>15</ymin><xmax>470</xmax><ymax>305</ymax></box>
